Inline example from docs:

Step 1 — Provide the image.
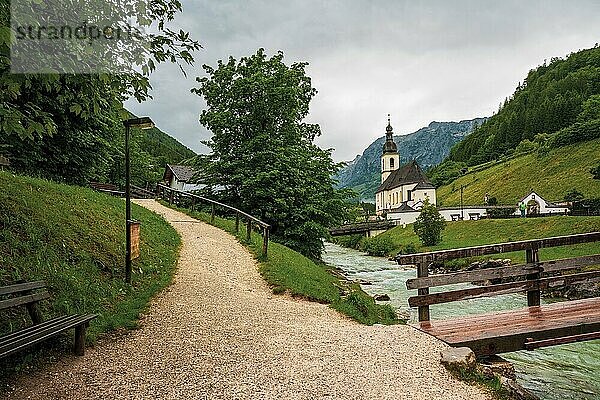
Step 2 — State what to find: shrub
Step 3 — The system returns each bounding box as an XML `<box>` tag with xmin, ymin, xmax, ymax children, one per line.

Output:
<box><xmin>362</xmin><ymin>235</ymin><xmax>395</xmax><ymax>257</ymax></box>
<box><xmin>413</xmin><ymin>199</ymin><xmax>446</xmax><ymax>246</ymax></box>
<box><xmin>564</xmin><ymin>188</ymin><xmax>585</xmax><ymax>202</ymax></box>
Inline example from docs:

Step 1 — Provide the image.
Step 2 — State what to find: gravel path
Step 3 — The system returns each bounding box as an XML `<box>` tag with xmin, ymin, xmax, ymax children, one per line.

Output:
<box><xmin>6</xmin><ymin>200</ymin><xmax>491</xmax><ymax>400</ymax></box>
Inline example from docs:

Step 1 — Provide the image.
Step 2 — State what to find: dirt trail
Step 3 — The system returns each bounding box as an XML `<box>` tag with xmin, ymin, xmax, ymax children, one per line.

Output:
<box><xmin>6</xmin><ymin>200</ymin><xmax>490</xmax><ymax>400</ymax></box>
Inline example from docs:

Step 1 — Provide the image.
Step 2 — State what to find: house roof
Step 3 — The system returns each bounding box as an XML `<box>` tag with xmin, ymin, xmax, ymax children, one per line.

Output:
<box><xmin>376</xmin><ymin>160</ymin><xmax>432</xmax><ymax>193</ymax></box>
<box><xmin>164</xmin><ymin>164</ymin><xmax>196</xmax><ymax>182</ymax></box>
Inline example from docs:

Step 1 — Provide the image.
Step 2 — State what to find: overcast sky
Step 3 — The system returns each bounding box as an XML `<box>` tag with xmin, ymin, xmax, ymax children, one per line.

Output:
<box><xmin>125</xmin><ymin>0</ymin><xmax>600</xmax><ymax>162</ymax></box>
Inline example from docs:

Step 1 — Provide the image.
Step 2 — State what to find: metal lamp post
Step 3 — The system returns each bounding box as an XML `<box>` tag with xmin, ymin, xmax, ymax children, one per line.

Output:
<box><xmin>123</xmin><ymin>117</ymin><xmax>154</xmax><ymax>284</ymax></box>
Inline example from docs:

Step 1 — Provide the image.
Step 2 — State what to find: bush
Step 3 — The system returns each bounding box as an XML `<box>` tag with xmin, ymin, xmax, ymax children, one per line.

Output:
<box><xmin>565</xmin><ymin>188</ymin><xmax>585</xmax><ymax>202</ymax></box>
<box><xmin>591</xmin><ymin>164</ymin><xmax>600</xmax><ymax>180</ymax></box>
<box><xmin>413</xmin><ymin>199</ymin><xmax>446</xmax><ymax>246</ymax></box>
<box><xmin>362</xmin><ymin>235</ymin><xmax>396</xmax><ymax>257</ymax></box>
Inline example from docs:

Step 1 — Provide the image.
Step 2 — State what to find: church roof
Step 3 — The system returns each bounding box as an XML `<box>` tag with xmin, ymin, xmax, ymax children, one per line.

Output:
<box><xmin>413</xmin><ymin>181</ymin><xmax>436</xmax><ymax>190</ymax></box>
<box><xmin>389</xmin><ymin>203</ymin><xmax>416</xmax><ymax>212</ymax></box>
<box><xmin>376</xmin><ymin>160</ymin><xmax>432</xmax><ymax>193</ymax></box>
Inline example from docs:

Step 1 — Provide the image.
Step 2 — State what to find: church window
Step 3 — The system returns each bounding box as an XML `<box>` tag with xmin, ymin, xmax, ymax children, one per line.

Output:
<box><xmin>390</xmin><ymin>158</ymin><xmax>394</xmax><ymax>169</ymax></box>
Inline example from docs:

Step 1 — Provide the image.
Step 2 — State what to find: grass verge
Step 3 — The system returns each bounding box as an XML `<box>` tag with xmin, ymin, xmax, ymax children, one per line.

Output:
<box><xmin>0</xmin><ymin>171</ymin><xmax>180</xmax><ymax>382</ymax></box>
<box><xmin>334</xmin><ymin>216</ymin><xmax>600</xmax><ymax>265</ymax></box>
<box><xmin>159</xmin><ymin>200</ymin><xmax>400</xmax><ymax>326</ymax></box>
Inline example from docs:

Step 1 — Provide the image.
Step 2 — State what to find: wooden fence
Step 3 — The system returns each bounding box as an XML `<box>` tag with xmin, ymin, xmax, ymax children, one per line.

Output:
<box><xmin>156</xmin><ymin>184</ymin><xmax>270</xmax><ymax>258</ymax></box>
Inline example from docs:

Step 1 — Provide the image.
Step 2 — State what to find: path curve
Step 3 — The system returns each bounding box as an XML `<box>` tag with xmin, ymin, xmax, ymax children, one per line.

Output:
<box><xmin>7</xmin><ymin>200</ymin><xmax>491</xmax><ymax>400</ymax></box>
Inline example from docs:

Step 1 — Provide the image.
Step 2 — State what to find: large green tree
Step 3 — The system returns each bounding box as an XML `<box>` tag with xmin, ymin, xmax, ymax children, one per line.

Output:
<box><xmin>192</xmin><ymin>49</ymin><xmax>350</xmax><ymax>258</ymax></box>
<box><xmin>0</xmin><ymin>0</ymin><xmax>200</xmax><ymax>184</ymax></box>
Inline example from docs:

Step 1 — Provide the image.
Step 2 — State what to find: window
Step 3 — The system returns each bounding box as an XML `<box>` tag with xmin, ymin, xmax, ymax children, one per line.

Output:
<box><xmin>382</xmin><ymin>159</ymin><xmax>384</xmax><ymax>170</ymax></box>
<box><xmin>390</xmin><ymin>158</ymin><xmax>394</xmax><ymax>169</ymax></box>
<box><xmin>407</xmin><ymin>190</ymin><xmax>412</xmax><ymax>200</ymax></box>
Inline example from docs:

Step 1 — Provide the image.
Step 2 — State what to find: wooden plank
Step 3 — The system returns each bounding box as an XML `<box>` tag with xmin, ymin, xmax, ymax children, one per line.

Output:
<box><xmin>406</xmin><ymin>254</ymin><xmax>600</xmax><ymax>289</ymax></box>
<box><xmin>408</xmin><ymin>270</ymin><xmax>600</xmax><ymax>307</ymax></box>
<box><xmin>0</xmin><ymin>281</ymin><xmax>45</xmax><ymax>296</ymax></box>
<box><xmin>396</xmin><ymin>232</ymin><xmax>600</xmax><ymax>264</ymax></box>
<box><xmin>524</xmin><ymin>331</ymin><xmax>600</xmax><ymax>350</ymax></box>
<box><xmin>0</xmin><ymin>292</ymin><xmax>50</xmax><ymax>311</ymax></box>
<box><xmin>415</xmin><ymin>298</ymin><xmax>600</xmax><ymax>355</ymax></box>
<box><xmin>417</xmin><ymin>259</ymin><xmax>430</xmax><ymax>322</ymax></box>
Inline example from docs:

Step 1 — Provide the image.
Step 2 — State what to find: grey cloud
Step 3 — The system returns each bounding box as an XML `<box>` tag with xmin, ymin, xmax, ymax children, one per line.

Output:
<box><xmin>125</xmin><ymin>0</ymin><xmax>600</xmax><ymax>161</ymax></box>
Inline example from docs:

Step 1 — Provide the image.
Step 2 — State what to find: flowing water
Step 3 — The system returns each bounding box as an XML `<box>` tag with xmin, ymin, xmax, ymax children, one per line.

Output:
<box><xmin>322</xmin><ymin>242</ymin><xmax>600</xmax><ymax>400</ymax></box>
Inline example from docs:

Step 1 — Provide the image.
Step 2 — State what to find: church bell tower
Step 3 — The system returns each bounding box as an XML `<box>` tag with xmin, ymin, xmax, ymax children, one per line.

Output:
<box><xmin>381</xmin><ymin>114</ymin><xmax>400</xmax><ymax>183</ymax></box>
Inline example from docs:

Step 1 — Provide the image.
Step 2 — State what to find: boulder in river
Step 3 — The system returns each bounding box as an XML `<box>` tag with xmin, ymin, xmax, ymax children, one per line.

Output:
<box><xmin>374</xmin><ymin>294</ymin><xmax>390</xmax><ymax>301</ymax></box>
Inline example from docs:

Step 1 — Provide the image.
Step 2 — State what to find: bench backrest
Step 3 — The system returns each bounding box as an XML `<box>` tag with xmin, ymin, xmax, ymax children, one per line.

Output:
<box><xmin>0</xmin><ymin>281</ymin><xmax>48</xmax><ymax>324</ymax></box>
<box><xmin>395</xmin><ymin>232</ymin><xmax>600</xmax><ymax>321</ymax></box>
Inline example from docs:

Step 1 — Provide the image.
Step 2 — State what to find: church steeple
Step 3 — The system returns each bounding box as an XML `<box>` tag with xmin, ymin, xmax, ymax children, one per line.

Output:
<box><xmin>381</xmin><ymin>114</ymin><xmax>400</xmax><ymax>183</ymax></box>
<box><xmin>383</xmin><ymin>114</ymin><xmax>398</xmax><ymax>154</ymax></box>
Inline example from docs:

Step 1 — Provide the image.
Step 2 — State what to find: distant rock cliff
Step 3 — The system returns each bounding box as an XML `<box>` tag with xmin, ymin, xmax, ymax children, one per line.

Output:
<box><xmin>336</xmin><ymin>118</ymin><xmax>486</xmax><ymax>201</ymax></box>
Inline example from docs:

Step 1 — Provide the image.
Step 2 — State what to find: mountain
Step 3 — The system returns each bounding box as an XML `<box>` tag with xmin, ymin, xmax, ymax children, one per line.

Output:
<box><xmin>336</xmin><ymin>118</ymin><xmax>486</xmax><ymax>201</ymax></box>
<box><xmin>448</xmin><ymin>46</ymin><xmax>600</xmax><ymax>166</ymax></box>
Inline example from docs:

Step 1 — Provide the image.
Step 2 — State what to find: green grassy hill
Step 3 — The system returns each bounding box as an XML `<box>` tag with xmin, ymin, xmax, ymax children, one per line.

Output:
<box><xmin>436</xmin><ymin>138</ymin><xmax>600</xmax><ymax>206</ymax></box>
<box><xmin>337</xmin><ymin>215</ymin><xmax>600</xmax><ymax>264</ymax></box>
<box><xmin>0</xmin><ymin>171</ymin><xmax>180</xmax><ymax>379</ymax></box>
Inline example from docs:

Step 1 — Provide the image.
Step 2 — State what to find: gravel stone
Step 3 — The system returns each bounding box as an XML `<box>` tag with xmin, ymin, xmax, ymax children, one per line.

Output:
<box><xmin>6</xmin><ymin>200</ymin><xmax>491</xmax><ymax>400</ymax></box>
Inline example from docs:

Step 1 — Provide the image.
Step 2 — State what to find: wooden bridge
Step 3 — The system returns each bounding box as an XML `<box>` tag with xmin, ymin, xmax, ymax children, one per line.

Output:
<box><xmin>329</xmin><ymin>221</ymin><xmax>397</xmax><ymax>237</ymax></box>
<box><xmin>395</xmin><ymin>232</ymin><xmax>600</xmax><ymax>356</ymax></box>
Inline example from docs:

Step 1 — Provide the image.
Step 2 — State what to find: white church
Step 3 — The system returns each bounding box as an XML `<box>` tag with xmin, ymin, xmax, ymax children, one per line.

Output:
<box><xmin>374</xmin><ymin>117</ymin><xmax>570</xmax><ymax>224</ymax></box>
<box><xmin>375</xmin><ymin>117</ymin><xmax>436</xmax><ymax>216</ymax></box>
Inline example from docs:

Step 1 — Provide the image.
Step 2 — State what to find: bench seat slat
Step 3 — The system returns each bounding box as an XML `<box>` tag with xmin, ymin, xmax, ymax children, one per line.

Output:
<box><xmin>0</xmin><ymin>292</ymin><xmax>50</xmax><ymax>311</ymax></box>
<box><xmin>0</xmin><ymin>315</ymin><xmax>77</xmax><ymax>345</ymax></box>
<box><xmin>0</xmin><ymin>314</ymin><xmax>97</xmax><ymax>358</ymax></box>
<box><xmin>0</xmin><ymin>281</ymin><xmax>46</xmax><ymax>296</ymax></box>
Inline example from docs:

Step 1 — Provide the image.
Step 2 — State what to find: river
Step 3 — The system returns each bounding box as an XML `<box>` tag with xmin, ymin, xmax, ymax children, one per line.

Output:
<box><xmin>322</xmin><ymin>242</ymin><xmax>600</xmax><ymax>400</ymax></box>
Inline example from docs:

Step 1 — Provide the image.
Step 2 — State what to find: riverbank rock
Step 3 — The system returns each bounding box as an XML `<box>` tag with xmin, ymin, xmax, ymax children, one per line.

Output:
<box><xmin>544</xmin><ymin>281</ymin><xmax>600</xmax><ymax>300</ymax></box>
<box><xmin>374</xmin><ymin>294</ymin><xmax>390</xmax><ymax>301</ymax></box>
<box><xmin>440</xmin><ymin>347</ymin><xmax>476</xmax><ymax>372</ymax></box>
<box><xmin>478</xmin><ymin>355</ymin><xmax>516</xmax><ymax>380</ymax></box>
<box><xmin>467</xmin><ymin>259</ymin><xmax>512</xmax><ymax>271</ymax></box>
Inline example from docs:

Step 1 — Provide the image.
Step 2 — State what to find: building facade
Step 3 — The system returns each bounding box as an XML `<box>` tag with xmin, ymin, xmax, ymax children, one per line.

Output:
<box><xmin>375</xmin><ymin>117</ymin><xmax>437</xmax><ymax>216</ymax></box>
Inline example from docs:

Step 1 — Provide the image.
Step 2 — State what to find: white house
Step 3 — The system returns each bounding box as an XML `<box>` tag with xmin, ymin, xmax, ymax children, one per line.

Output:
<box><xmin>375</xmin><ymin>116</ymin><xmax>437</xmax><ymax>216</ymax></box>
<box><xmin>514</xmin><ymin>191</ymin><xmax>570</xmax><ymax>216</ymax></box>
<box><xmin>162</xmin><ymin>164</ymin><xmax>203</xmax><ymax>192</ymax></box>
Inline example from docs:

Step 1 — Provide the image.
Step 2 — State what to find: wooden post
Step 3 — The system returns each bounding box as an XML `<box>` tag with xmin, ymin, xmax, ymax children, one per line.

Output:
<box><xmin>235</xmin><ymin>212</ymin><xmax>240</xmax><ymax>232</ymax></box>
<box><xmin>191</xmin><ymin>197</ymin><xmax>195</xmax><ymax>211</ymax></box>
<box><xmin>526</xmin><ymin>245</ymin><xmax>541</xmax><ymax>307</ymax></box>
<box><xmin>155</xmin><ymin>184</ymin><xmax>160</xmax><ymax>198</ymax></box>
<box><xmin>246</xmin><ymin>220</ymin><xmax>252</xmax><ymax>242</ymax></box>
<box><xmin>211</xmin><ymin>204</ymin><xmax>215</xmax><ymax>223</ymax></box>
<box><xmin>169</xmin><ymin>189</ymin><xmax>173</xmax><ymax>205</ymax></box>
<box><xmin>74</xmin><ymin>323</ymin><xmax>87</xmax><ymax>356</ymax></box>
<box><xmin>25</xmin><ymin>300</ymin><xmax>44</xmax><ymax>325</ymax></box>
<box><xmin>262</xmin><ymin>227</ymin><xmax>269</xmax><ymax>258</ymax></box>
<box><xmin>417</xmin><ymin>256</ymin><xmax>430</xmax><ymax>322</ymax></box>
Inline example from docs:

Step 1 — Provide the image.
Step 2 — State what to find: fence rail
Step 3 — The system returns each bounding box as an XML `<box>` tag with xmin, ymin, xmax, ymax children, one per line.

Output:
<box><xmin>156</xmin><ymin>184</ymin><xmax>270</xmax><ymax>258</ymax></box>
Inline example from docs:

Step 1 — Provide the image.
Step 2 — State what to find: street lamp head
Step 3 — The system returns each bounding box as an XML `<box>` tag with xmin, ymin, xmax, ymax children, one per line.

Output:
<box><xmin>123</xmin><ymin>117</ymin><xmax>154</xmax><ymax>129</ymax></box>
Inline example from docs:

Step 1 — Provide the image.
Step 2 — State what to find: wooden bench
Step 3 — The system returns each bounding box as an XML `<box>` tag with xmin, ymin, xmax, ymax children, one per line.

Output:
<box><xmin>450</xmin><ymin>214</ymin><xmax>461</xmax><ymax>221</ymax></box>
<box><xmin>396</xmin><ymin>232</ymin><xmax>600</xmax><ymax>356</ymax></box>
<box><xmin>468</xmin><ymin>212</ymin><xmax>480</xmax><ymax>220</ymax></box>
<box><xmin>0</xmin><ymin>281</ymin><xmax>97</xmax><ymax>358</ymax></box>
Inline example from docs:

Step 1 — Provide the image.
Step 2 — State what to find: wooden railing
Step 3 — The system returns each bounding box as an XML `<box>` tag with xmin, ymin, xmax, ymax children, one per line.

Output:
<box><xmin>156</xmin><ymin>184</ymin><xmax>270</xmax><ymax>258</ymax></box>
<box><xmin>395</xmin><ymin>232</ymin><xmax>600</xmax><ymax>322</ymax></box>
